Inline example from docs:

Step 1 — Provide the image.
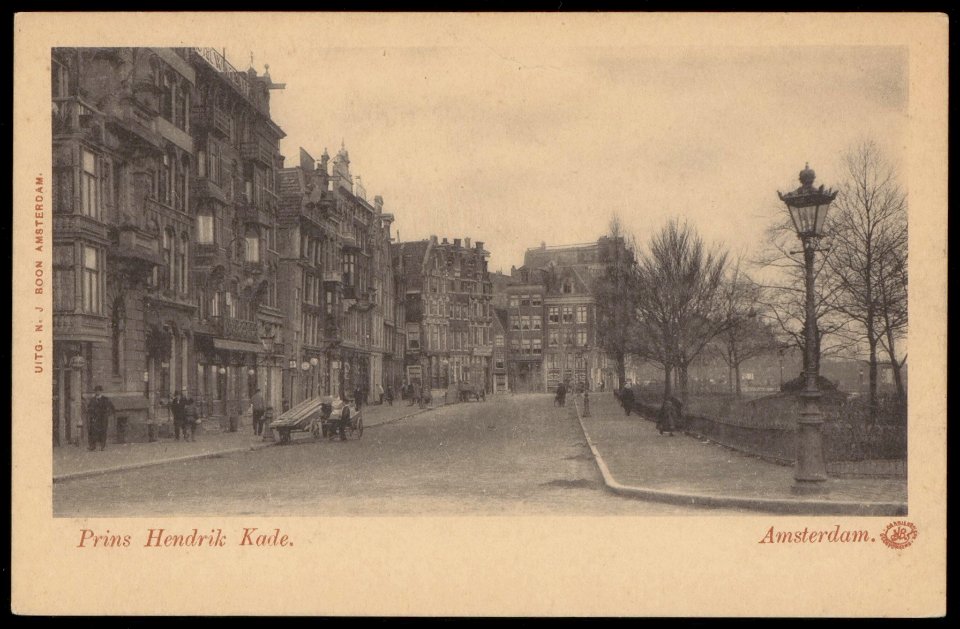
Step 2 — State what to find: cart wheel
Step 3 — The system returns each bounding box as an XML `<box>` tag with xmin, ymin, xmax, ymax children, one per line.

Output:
<box><xmin>356</xmin><ymin>417</ymin><xmax>364</xmax><ymax>439</ymax></box>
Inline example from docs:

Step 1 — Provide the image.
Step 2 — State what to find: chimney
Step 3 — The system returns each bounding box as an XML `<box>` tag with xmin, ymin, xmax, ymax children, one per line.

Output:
<box><xmin>453</xmin><ymin>238</ymin><xmax>461</xmax><ymax>248</ymax></box>
<box><xmin>430</xmin><ymin>235</ymin><xmax>438</xmax><ymax>245</ymax></box>
<box><xmin>442</xmin><ymin>237</ymin><xmax>449</xmax><ymax>245</ymax></box>
<box><xmin>541</xmin><ymin>241</ymin><xmax>546</xmax><ymax>250</ymax></box>
<box><xmin>464</xmin><ymin>237</ymin><xmax>471</xmax><ymax>249</ymax></box>
<box><xmin>374</xmin><ymin>195</ymin><xmax>384</xmax><ymax>212</ymax></box>
<box><xmin>475</xmin><ymin>241</ymin><xmax>484</xmax><ymax>251</ymax></box>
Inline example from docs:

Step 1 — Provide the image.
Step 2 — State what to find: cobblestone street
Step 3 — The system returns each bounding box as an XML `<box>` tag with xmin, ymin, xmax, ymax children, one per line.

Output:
<box><xmin>53</xmin><ymin>394</ymin><xmax>739</xmax><ymax>517</ymax></box>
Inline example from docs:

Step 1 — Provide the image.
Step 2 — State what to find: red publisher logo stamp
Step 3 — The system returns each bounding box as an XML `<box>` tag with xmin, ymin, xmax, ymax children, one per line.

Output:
<box><xmin>880</xmin><ymin>521</ymin><xmax>918</xmax><ymax>550</ymax></box>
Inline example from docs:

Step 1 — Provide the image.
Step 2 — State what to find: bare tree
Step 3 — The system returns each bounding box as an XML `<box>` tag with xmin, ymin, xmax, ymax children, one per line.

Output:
<box><xmin>827</xmin><ymin>141</ymin><xmax>908</xmax><ymax>412</ymax></box>
<box><xmin>715</xmin><ymin>259</ymin><xmax>778</xmax><ymax>396</ymax></box>
<box><xmin>754</xmin><ymin>207</ymin><xmax>856</xmax><ymax>378</ymax></box>
<box><xmin>593</xmin><ymin>214</ymin><xmax>639</xmax><ymax>388</ymax></box>
<box><xmin>634</xmin><ymin>219</ymin><xmax>728</xmax><ymax>402</ymax></box>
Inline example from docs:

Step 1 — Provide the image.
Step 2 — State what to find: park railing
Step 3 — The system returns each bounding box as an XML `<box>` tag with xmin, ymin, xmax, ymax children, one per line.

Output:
<box><xmin>628</xmin><ymin>390</ymin><xmax>906</xmax><ymax>477</ymax></box>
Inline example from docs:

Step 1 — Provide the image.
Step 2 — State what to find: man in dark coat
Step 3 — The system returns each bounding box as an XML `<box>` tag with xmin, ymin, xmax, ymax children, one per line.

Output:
<box><xmin>169</xmin><ymin>390</ymin><xmax>186</xmax><ymax>441</ymax></box>
<box><xmin>619</xmin><ymin>383</ymin><xmax>635</xmax><ymax>416</ymax></box>
<box><xmin>86</xmin><ymin>385</ymin><xmax>114</xmax><ymax>451</ymax></box>
<box><xmin>250</xmin><ymin>388</ymin><xmax>267</xmax><ymax>436</ymax></box>
<box><xmin>354</xmin><ymin>384</ymin><xmax>364</xmax><ymax>410</ymax></box>
<box><xmin>183</xmin><ymin>392</ymin><xmax>198</xmax><ymax>442</ymax></box>
<box><xmin>657</xmin><ymin>396</ymin><xmax>682</xmax><ymax>435</ymax></box>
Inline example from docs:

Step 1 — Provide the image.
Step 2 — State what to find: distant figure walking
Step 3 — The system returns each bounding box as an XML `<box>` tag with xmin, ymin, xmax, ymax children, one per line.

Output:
<box><xmin>85</xmin><ymin>385</ymin><xmax>114</xmax><ymax>451</ymax></box>
<box><xmin>183</xmin><ymin>393</ymin><xmax>198</xmax><ymax>442</ymax></box>
<box><xmin>354</xmin><ymin>385</ymin><xmax>364</xmax><ymax>411</ymax></box>
<box><xmin>555</xmin><ymin>382</ymin><xmax>567</xmax><ymax>407</ymax></box>
<box><xmin>377</xmin><ymin>383</ymin><xmax>385</xmax><ymax>405</ymax></box>
<box><xmin>386</xmin><ymin>385</ymin><xmax>394</xmax><ymax>406</ymax></box>
<box><xmin>411</xmin><ymin>382</ymin><xmax>421</xmax><ymax>407</ymax></box>
<box><xmin>619</xmin><ymin>383</ymin><xmax>635</xmax><ymax>416</ymax></box>
<box><xmin>169</xmin><ymin>390</ymin><xmax>187</xmax><ymax>441</ymax></box>
<box><xmin>251</xmin><ymin>388</ymin><xmax>267</xmax><ymax>436</ymax></box>
<box><xmin>658</xmin><ymin>396</ymin><xmax>682</xmax><ymax>436</ymax></box>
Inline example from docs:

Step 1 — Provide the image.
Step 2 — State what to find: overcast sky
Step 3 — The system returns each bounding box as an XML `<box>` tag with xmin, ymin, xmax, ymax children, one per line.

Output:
<box><xmin>251</xmin><ymin>43</ymin><xmax>907</xmax><ymax>272</ymax></box>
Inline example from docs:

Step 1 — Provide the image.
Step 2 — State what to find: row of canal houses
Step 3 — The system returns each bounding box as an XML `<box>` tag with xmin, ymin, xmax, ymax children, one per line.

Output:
<box><xmin>51</xmin><ymin>47</ymin><xmax>415</xmax><ymax>444</ymax></box>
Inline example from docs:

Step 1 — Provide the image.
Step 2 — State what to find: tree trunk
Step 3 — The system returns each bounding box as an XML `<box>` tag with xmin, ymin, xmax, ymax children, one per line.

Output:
<box><xmin>868</xmin><ymin>337</ymin><xmax>878</xmax><ymax>423</ymax></box>
<box><xmin>663</xmin><ymin>363</ymin><xmax>673</xmax><ymax>400</ymax></box>
<box><xmin>678</xmin><ymin>364</ymin><xmax>689</xmax><ymax>403</ymax></box>
<box><xmin>734</xmin><ymin>363</ymin><xmax>742</xmax><ymax>397</ymax></box>
<box><xmin>883</xmin><ymin>323</ymin><xmax>906</xmax><ymax>404</ymax></box>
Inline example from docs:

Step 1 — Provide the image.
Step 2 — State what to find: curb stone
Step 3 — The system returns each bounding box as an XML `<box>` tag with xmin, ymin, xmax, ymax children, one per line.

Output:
<box><xmin>52</xmin><ymin>404</ymin><xmax>443</xmax><ymax>483</ymax></box>
<box><xmin>572</xmin><ymin>401</ymin><xmax>907</xmax><ymax>516</ymax></box>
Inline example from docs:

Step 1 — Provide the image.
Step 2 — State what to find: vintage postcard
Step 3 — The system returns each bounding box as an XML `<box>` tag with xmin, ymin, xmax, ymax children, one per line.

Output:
<box><xmin>12</xmin><ymin>12</ymin><xmax>947</xmax><ymax>616</ymax></box>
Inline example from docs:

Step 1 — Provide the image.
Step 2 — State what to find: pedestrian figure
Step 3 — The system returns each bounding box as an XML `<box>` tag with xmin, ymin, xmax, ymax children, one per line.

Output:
<box><xmin>420</xmin><ymin>386</ymin><xmax>431</xmax><ymax>409</ymax></box>
<box><xmin>386</xmin><ymin>385</ymin><xmax>394</xmax><ymax>406</ymax></box>
<box><xmin>411</xmin><ymin>382</ymin><xmax>421</xmax><ymax>407</ymax></box>
<box><xmin>619</xmin><ymin>382</ymin><xmax>635</xmax><ymax>417</ymax></box>
<box><xmin>354</xmin><ymin>385</ymin><xmax>364</xmax><ymax>410</ymax></box>
<box><xmin>600</xmin><ymin>380</ymin><xmax>606</xmax><ymax>393</ymax></box>
<box><xmin>169</xmin><ymin>390</ymin><xmax>187</xmax><ymax>441</ymax></box>
<box><xmin>85</xmin><ymin>385</ymin><xmax>114</xmax><ymax>451</ymax></box>
<box><xmin>250</xmin><ymin>388</ymin><xmax>266</xmax><ymax>436</ymax></box>
<box><xmin>183</xmin><ymin>392</ymin><xmax>198</xmax><ymax>442</ymax></box>
<box><xmin>658</xmin><ymin>396</ymin><xmax>682</xmax><ymax>435</ymax></box>
<box><xmin>377</xmin><ymin>383</ymin><xmax>385</xmax><ymax>405</ymax></box>
<box><xmin>555</xmin><ymin>382</ymin><xmax>567</xmax><ymax>407</ymax></box>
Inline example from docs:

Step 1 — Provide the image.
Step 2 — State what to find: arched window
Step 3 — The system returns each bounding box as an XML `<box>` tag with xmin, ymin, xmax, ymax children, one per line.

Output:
<box><xmin>227</xmin><ymin>280</ymin><xmax>239</xmax><ymax>318</ymax></box>
<box><xmin>211</xmin><ymin>288</ymin><xmax>222</xmax><ymax>317</ymax></box>
<box><xmin>245</xmin><ymin>226</ymin><xmax>260</xmax><ymax>263</ymax></box>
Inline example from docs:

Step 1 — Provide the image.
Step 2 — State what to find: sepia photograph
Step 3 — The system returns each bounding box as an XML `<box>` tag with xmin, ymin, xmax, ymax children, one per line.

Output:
<box><xmin>13</xmin><ymin>12</ymin><xmax>947</xmax><ymax>616</ymax></box>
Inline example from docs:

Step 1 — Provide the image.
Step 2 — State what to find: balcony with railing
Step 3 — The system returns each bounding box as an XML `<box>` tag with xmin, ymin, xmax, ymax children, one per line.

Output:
<box><xmin>241</xmin><ymin>135</ymin><xmax>278</xmax><ymax>167</ymax></box>
<box><xmin>235</xmin><ymin>202</ymin><xmax>273</xmax><ymax>227</ymax></box>
<box><xmin>193</xmin><ymin>242</ymin><xmax>230</xmax><ymax>269</ymax></box>
<box><xmin>322</xmin><ymin>269</ymin><xmax>343</xmax><ymax>284</ymax></box>
<box><xmin>191</xmin><ymin>102</ymin><xmax>232</xmax><ymax>139</ymax></box>
<box><xmin>52</xmin><ymin>96</ymin><xmax>101</xmax><ymax>138</ymax></box>
<box><xmin>210</xmin><ymin>315</ymin><xmax>259</xmax><ymax>343</ymax></box>
<box><xmin>190</xmin><ymin>176</ymin><xmax>228</xmax><ymax>204</ymax></box>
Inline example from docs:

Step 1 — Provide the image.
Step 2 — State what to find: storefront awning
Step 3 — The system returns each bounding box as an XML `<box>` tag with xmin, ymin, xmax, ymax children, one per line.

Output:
<box><xmin>212</xmin><ymin>338</ymin><xmax>263</xmax><ymax>353</ymax></box>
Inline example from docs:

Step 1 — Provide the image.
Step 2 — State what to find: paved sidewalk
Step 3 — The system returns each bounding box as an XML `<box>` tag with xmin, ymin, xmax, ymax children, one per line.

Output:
<box><xmin>575</xmin><ymin>393</ymin><xmax>907</xmax><ymax>515</ymax></box>
<box><xmin>53</xmin><ymin>400</ymin><xmax>440</xmax><ymax>482</ymax></box>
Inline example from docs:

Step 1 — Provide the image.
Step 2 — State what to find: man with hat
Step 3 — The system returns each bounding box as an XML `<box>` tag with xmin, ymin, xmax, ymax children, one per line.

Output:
<box><xmin>86</xmin><ymin>385</ymin><xmax>114</xmax><ymax>451</ymax></box>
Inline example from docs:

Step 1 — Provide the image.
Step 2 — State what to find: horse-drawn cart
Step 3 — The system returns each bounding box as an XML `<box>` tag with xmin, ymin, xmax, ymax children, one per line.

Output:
<box><xmin>269</xmin><ymin>396</ymin><xmax>363</xmax><ymax>443</ymax></box>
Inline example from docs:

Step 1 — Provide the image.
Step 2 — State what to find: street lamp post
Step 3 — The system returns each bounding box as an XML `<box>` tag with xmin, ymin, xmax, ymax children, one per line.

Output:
<box><xmin>778</xmin><ymin>164</ymin><xmax>837</xmax><ymax>491</ymax></box>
